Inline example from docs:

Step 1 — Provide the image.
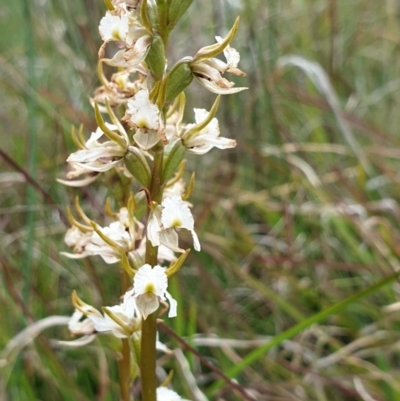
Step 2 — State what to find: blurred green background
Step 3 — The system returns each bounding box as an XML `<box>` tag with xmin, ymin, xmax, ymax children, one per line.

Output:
<box><xmin>2</xmin><ymin>0</ymin><xmax>400</xmax><ymax>400</ymax></box>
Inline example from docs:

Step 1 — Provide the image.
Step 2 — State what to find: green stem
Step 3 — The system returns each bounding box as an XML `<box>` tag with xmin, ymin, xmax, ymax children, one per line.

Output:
<box><xmin>118</xmin><ymin>338</ymin><xmax>132</xmax><ymax>401</ymax></box>
<box><xmin>149</xmin><ymin>144</ymin><xmax>164</xmax><ymax>204</ymax></box>
<box><xmin>141</xmin><ymin>147</ymin><xmax>164</xmax><ymax>401</ymax></box>
<box><xmin>119</xmin><ymin>271</ymin><xmax>133</xmax><ymax>400</ymax></box>
<box><xmin>140</xmin><ymin>312</ymin><xmax>158</xmax><ymax>401</ymax></box>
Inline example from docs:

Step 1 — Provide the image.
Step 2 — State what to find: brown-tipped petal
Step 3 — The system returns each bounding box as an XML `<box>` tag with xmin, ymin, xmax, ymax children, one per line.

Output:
<box><xmin>194</xmin><ymin>75</ymin><xmax>248</xmax><ymax>95</ymax></box>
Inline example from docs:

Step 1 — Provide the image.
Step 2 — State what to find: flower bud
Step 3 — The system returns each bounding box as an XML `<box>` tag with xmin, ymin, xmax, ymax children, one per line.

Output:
<box><xmin>124</xmin><ymin>146</ymin><xmax>151</xmax><ymax>188</ymax></box>
<box><xmin>165</xmin><ymin>60</ymin><xmax>193</xmax><ymax>101</ymax></box>
<box><xmin>142</xmin><ymin>0</ymin><xmax>159</xmax><ymax>31</ymax></box>
<box><xmin>162</xmin><ymin>137</ymin><xmax>185</xmax><ymax>183</ymax></box>
<box><xmin>145</xmin><ymin>35</ymin><xmax>166</xmax><ymax>80</ymax></box>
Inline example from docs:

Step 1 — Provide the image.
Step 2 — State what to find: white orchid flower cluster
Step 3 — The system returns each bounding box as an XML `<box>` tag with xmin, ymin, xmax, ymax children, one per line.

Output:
<box><xmin>57</xmin><ymin>0</ymin><xmax>246</xmax><ymax>399</ymax></box>
<box><xmin>59</xmin><ymin>3</ymin><xmax>246</xmax><ymax>187</ymax></box>
<box><xmin>63</xmin><ymin>195</ymin><xmax>194</xmax><ymax>322</ymax></box>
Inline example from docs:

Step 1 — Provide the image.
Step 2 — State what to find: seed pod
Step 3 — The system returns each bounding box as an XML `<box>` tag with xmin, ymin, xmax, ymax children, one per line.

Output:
<box><xmin>140</xmin><ymin>0</ymin><xmax>157</xmax><ymax>31</ymax></box>
<box><xmin>124</xmin><ymin>146</ymin><xmax>151</xmax><ymax>188</ymax></box>
<box><xmin>145</xmin><ymin>35</ymin><xmax>166</xmax><ymax>80</ymax></box>
<box><xmin>162</xmin><ymin>137</ymin><xmax>185</xmax><ymax>183</ymax></box>
<box><xmin>167</xmin><ymin>0</ymin><xmax>193</xmax><ymax>31</ymax></box>
<box><xmin>165</xmin><ymin>61</ymin><xmax>193</xmax><ymax>101</ymax></box>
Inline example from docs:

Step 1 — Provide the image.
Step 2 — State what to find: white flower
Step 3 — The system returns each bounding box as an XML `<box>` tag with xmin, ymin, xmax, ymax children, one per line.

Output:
<box><xmin>93</xmin><ymin>66</ymin><xmax>147</xmax><ymax>107</ymax></box>
<box><xmin>57</xmin><ymin>162</ymin><xmax>100</xmax><ymax>187</ymax></box>
<box><xmin>58</xmin><ymin>121</ymin><xmax>130</xmax><ymax>187</ymax></box>
<box><xmin>61</xmin><ymin>229</ymin><xmax>96</xmax><ymax>261</ymax></box>
<box><xmin>148</xmin><ymin>195</ymin><xmax>200</xmax><ymax>253</ymax></box>
<box><xmin>69</xmin><ymin>293</ymin><xmax>141</xmax><ymax>338</ymax></box>
<box><xmin>103</xmin><ymin>33</ymin><xmax>152</xmax><ymax>68</ymax></box>
<box><xmin>61</xmin><ymin>207</ymin><xmax>144</xmax><ymax>264</ymax></box>
<box><xmin>67</xmin><ymin>124</ymin><xmax>128</xmax><ymax>173</ymax></box>
<box><xmin>180</xmin><ymin>108</ymin><xmax>236</xmax><ymax>154</ymax></box>
<box><xmin>123</xmin><ymin>89</ymin><xmax>163</xmax><ymax>150</ymax></box>
<box><xmin>190</xmin><ymin>36</ymin><xmax>247</xmax><ymax>95</ymax></box>
<box><xmin>61</xmin><ymin>226</ymin><xmax>94</xmax><ymax>259</ymax></box>
<box><xmin>99</xmin><ymin>13</ymin><xmax>130</xmax><ymax>42</ymax></box>
<box><xmin>157</xmin><ymin>387</ymin><xmax>190</xmax><ymax>401</ymax></box>
<box><xmin>100</xmin><ymin>15</ymin><xmax>152</xmax><ymax>68</ymax></box>
<box><xmin>126</xmin><ymin>90</ymin><xmax>160</xmax><ymax>130</ymax></box>
<box><xmin>89</xmin><ymin>293</ymin><xmax>141</xmax><ymax>338</ymax></box>
<box><xmin>64</xmin><ymin>226</ymin><xmax>92</xmax><ymax>252</ymax></box>
<box><xmin>68</xmin><ymin>310</ymin><xmax>96</xmax><ymax>336</ymax></box>
<box><xmin>128</xmin><ymin>264</ymin><xmax>177</xmax><ymax>319</ymax></box>
<box><xmin>88</xmin><ymin>213</ymin><xmax>144</xmax><ymax>264</ymax></box>
<box><xmin>85</xmin><ymin>221</ymin><xmax>132</xmax><ymax>264</ymax></box>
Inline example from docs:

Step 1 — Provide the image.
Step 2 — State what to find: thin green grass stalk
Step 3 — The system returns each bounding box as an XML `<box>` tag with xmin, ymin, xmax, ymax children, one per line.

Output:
<box><xmin>202</xmin><ymin>236</ymin><xmax>306</xmax><ymax>323</ymax></box>
<box><xmin>170</xmin><ymin>276</ymin><xmax>184</xmax><ymax>337</ymax></box>
<box><xmin>187</xmin><ymin>300</ymin><xmax>197</xmax><ymax>370</ymax></box>
<box><xmin>21</xmin><ymin>0</ymin><xmax>37</xmax><ymax>304</ymax></box>
<box><xmin>16</xmin><ymin>0</ymin><xmax>38</xmax><ymax>395</ymax></box>
<box><xmin>207</xmin><ymin>268</ymin><xmax>400</xmax><ymax>396</ymax></box>
<box><xmin>231</xmin><ymin>260</ymin><xmax>306</xmax><ymax>322</ymax></box>
<box><xmin>376</xmin><ymin>354</ymin><xmax>400</xmax><ymax>401</ymax></box>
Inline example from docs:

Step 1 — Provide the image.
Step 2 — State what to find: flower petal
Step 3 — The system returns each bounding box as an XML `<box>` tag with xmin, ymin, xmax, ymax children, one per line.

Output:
<box><xmin>159</xmin><ymin>228</ymin><xmax>183</xmax><ymax>253</ymax></box>
<box><xmin>99</xmin><ymin>13</ymin><xmax>130</xmax><ymax>42</ymax></box>
<box><xmin>136</xmin><ymin>293</ymin><xmax>160</xmax><ymax>319</ymax></box>
<box><xmin>126</xmin><ymin>89</ymin><xmax>160</xmax><ymax>130</ymax></box>
<box><xmin>194</xmin><ymin>76</ymin><xmax>248</xmax><ymax>95</ymax></box>
<box><xmin>161</xmin><ymin>196</ymin><xmax>194</xmax><ymax>231</ymax></box>
<box><xmin>156</xmin><ymin>387</ymin><xmax>188</xmax><ymax>401</ymax></box>
<box><xmin>134</xmin><ymin>129</ymin><xmax>160</xmax><ymax>150</ymax></box>
<box><xmin>164</xmin><ymin>291</ymin><xmax>177</xmax><ymax>318</ymax></box>
<box><xmin>147</xmin><ymin>207</ymin><xmax>162</xmax><ymax>247</ymax></box>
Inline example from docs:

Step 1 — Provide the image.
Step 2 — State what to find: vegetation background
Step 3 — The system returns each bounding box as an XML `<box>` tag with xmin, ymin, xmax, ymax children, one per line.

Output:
<box><xmin>2</xmin><ymin>0</ymin><xmax>400</xmax><ymax>400</ymax></box>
